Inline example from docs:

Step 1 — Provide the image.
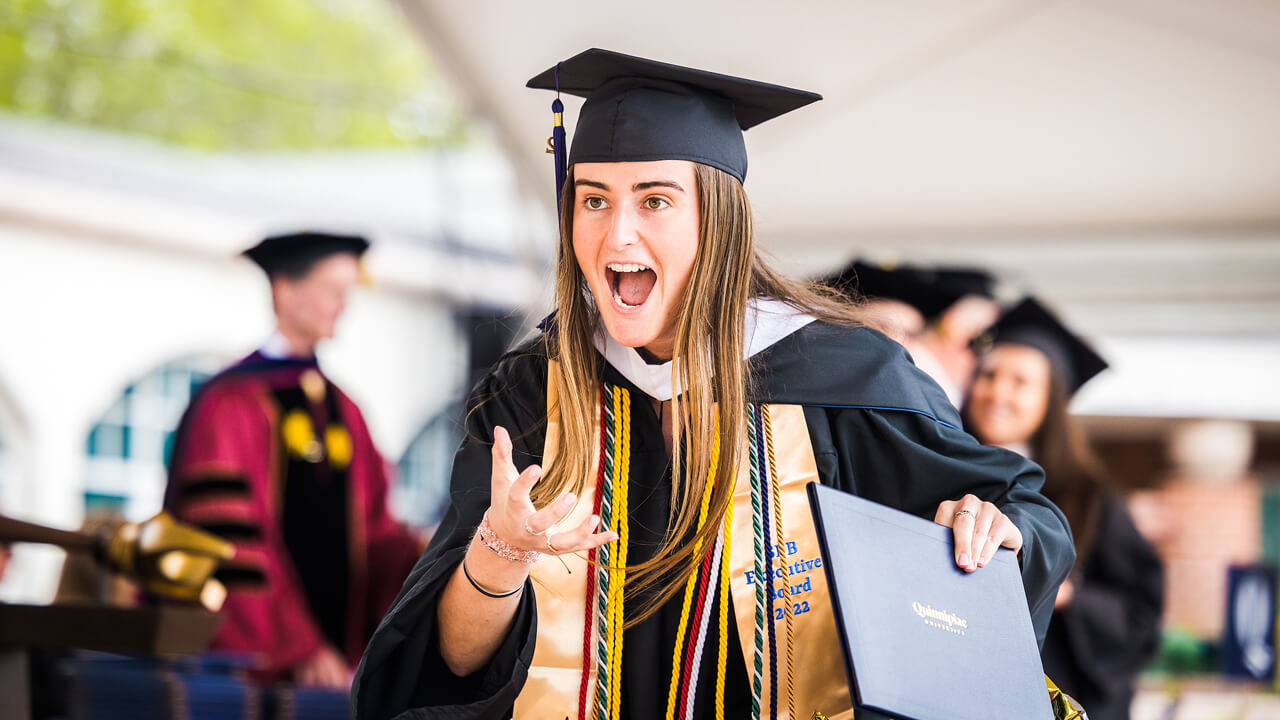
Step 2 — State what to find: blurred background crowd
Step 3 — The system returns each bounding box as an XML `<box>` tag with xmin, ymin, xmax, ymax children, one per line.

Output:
<box><xmin>0</xmin><ymin>1</ymin><xmax>1277</xmax><ymax>719</ymax></box>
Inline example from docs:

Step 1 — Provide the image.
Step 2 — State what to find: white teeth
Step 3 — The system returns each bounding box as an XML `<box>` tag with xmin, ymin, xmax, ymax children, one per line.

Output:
<box><xmin>613</xmin><ymin>290</ymin><xmax>637</xmax><ymax>308</ymax></box>
<box><xmin>607</xmin><ymin>262</ymin><xmax>650</xmax><ymax>273</ymax></box>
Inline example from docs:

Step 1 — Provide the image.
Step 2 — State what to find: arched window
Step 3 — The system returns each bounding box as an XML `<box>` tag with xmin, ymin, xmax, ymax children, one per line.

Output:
<box><xmin>84</xmin><ymin>359</ymin><xmax>217</xmax><ymax>520</ymax></box>
<box><xmin>395</xmin><ymin>403</ymin><xmax>463</xmax><ymax>530</ymax></box>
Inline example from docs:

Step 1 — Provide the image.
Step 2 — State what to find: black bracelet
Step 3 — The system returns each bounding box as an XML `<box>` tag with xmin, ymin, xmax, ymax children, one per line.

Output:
<box><xmin>461</xmin><ymin>555</ymin><xmax>524</xmax><ymax>599</ymax></box>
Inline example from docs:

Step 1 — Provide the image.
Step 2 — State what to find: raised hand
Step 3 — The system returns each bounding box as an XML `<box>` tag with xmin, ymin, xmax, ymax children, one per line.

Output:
<box><xmin>485</xmin><ymin>425</ymin><xmax>617</xmax><ymax>559</ymax></box>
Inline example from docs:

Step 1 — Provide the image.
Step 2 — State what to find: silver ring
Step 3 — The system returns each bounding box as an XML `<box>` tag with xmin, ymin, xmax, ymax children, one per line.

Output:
<box><xmin>545</xmin><ymin>534</ymin><xmax>559</xmax><ymax>554</ymax></box>
<box><xmin>953</xmin><ymin>509</ymin><xmax>977</xmax><ymax>522</ymax></box>
<box><xmin>523</xmin><ymin>518</ymin><xmax>542</xmax><ymax>536</ymax></box>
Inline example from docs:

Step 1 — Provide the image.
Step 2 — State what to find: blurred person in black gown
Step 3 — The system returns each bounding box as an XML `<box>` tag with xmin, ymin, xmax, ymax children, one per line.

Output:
<box><xmin>963</xmin><ymin>297</ymin><xmax>1164</xmax><ymax>720</ymax></box>
<box><xmin>823</xmin><ymin>259</ymin><xmax>999</xmax><ymax>407</ymax></box>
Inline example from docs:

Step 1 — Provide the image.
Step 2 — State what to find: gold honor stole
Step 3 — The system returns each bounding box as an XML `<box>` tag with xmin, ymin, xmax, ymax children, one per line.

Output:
<box><xmin>515</xmin><ymin>364</ymin><xmax>853</xmax><ymax>719</ymax></box>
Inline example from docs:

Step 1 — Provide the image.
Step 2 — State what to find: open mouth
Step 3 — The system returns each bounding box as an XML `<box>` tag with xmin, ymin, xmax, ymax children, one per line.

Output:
<box><xmin>605</xmin><ymin>262</ymin><xmax>657</xmax><ymax>309</ymax></box>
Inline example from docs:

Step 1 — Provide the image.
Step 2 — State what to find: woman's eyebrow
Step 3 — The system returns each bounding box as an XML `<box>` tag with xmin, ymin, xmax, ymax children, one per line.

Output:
<box><xmin>575</xmin><ymin>179</ymin><xmax>610</xmax><ymax>190</ymax></box>
<box><xmin>633</xmin><ymin>180</ymin><xmax>684</xmax><ymax>192</ymax></box>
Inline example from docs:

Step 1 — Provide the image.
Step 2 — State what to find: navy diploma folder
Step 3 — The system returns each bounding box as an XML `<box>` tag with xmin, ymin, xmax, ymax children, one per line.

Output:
<box><xmin>807</xmin><ymin>482</ymin><xmax>1054</xmax><ymax>720</ymax></box>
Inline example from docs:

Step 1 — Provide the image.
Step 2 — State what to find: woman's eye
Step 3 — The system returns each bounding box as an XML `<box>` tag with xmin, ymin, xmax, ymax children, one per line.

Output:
<box><xmin>585</xmin><ymin>196</ymin><xmax>606</xmax><ymax>210</ymax></box>
<box><xmin>645</xmin><ymin>196</ymin><xmax>669</xmax><ymax>210</ymax></box>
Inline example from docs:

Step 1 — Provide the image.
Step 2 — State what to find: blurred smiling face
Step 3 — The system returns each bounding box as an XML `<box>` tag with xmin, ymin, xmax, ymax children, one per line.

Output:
<box><xmin>572</xmin><ymin>160</ymin><xmax>700</xmax><ymax>360</ymax></box>
<box><xmin>967</xmin><ymin>344</ymin><xmax>1053</xmax><ymax>446</ymax></box>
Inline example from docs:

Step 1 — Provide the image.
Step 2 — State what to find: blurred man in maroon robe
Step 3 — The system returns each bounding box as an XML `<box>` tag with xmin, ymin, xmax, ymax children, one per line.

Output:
<box><xmin>165</xmin><ymin>232</ymin><xmax>423</xmax><ymax>688</ymax></box>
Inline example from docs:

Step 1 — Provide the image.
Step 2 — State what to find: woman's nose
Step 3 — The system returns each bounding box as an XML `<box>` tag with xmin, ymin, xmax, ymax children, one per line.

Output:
<box><xmin>604</xmin><ymin>205</ymin><xmax>639</xmax><ymax>249</ymax></box>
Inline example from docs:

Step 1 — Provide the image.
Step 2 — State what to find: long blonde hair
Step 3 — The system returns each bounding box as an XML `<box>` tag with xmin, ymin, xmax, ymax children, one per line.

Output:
<box><xmin>536</xmin><ymin>162</ymin><xmax>864</xmax><ymax>626</ymax></box>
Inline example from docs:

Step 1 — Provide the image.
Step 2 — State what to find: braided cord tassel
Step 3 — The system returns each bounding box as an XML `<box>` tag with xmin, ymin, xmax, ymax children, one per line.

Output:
<box><xmin>747</xmin><ymin>404</ymin><xmax>765</xmax><ymax>720</ymax></box>
<box><xmin>763</xmin><ymin>404</ymin><xmax>795</xmax><ymax>720</ymax></box>
<box><xmin>755</xmin><ymin>407</ymin><xmax>779</xmax><ymax>720</ymax></box>
<box><xmin>664</xmin><ymin>426</ymin><xmax>721</xmax><ymax>720</ymax></box>
<box><xmin>577</xmin><ymin>386</ymin><xmax>610</xmax><ymax>720</ymax></box>
<box><xmin>605</xmin><ymin>387</ymin><xmax>631</xmax><ymax>720</ymax></box>
<box><xmin>681</xmin><ymin>523</ymin><xmax>724</xmax><ymax>720</ymax></box>
<box><xmin>593</xmin><ymin>384</ymin><xmax>616</xmax><ymax>720</ymax></box>
<box><xmin>677</xmin><ymin>421</ymin><xmax>729</xmax><ymax>720</ymax></box>
<box><xmin>714</xmin><ymin>488</ymin><xmax>734</xmax><ymax>720</ymax></box>
<box><xmin>606</xmin><ymin>388</ymin><xmax>632</xmax><ymax>720</ymax></box>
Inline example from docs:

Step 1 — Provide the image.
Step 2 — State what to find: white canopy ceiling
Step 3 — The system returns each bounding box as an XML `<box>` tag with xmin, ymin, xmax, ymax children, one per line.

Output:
<box><xmin>398</xmin><ymin>0</ymin><xmax>1279</xmax><ymax>334</ymax></box>
<box><xmin>396</xmin><ymin>0</ymin><xmax>1280</xmax><ymax>418</ymax></box>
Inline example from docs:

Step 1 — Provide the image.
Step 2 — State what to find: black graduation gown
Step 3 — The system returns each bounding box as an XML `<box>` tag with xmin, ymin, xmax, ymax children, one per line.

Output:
<box><xmin>352</xmin><ymin>322</ymin><xmax>1075</xmax><ymax>720</ymax></box>
<box><xmin>1041</xmin><ymin>494</ymin><xmax>1164</xmax><ymax>720</ymax></box>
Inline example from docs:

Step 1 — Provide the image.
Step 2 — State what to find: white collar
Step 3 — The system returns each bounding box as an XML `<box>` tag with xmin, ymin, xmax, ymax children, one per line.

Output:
<box><xmin>261</xmin><ymin>331</ymin><xmax>303</xmax><ymax>360</ymax></box>
<box><xmin>592</xmin><ymin>297</ymin><xmax>817</xmax><ymax>401</ymax></box>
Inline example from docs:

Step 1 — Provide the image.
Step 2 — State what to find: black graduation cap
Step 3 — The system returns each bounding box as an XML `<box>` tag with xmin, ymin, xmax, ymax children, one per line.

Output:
<box><xmin>824</xmin><ymin>260</ymin><xmax>995</xmax><ymax>321</ymax></box>
<box><xmin>526</xmin><ymin>48</ymin><xmax>822</xmax><ymax>187</ymax></box>
<box><xmin>976</xmin><ymin>296</ymin><xmax>1108</xmax><ymax>396</ymax></box>
<box><xmin>242</xmin><ymin>232</ymin><xmax>370</xmax><ymax>278</ymax></box>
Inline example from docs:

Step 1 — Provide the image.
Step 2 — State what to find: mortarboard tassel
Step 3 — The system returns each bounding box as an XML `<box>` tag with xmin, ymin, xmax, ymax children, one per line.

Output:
<box><xmin>552</xmin><ymin>97</ymin><xmax>566</xmax><ymax>210</ymax></box>
<box><xmin>549</xmin><ymin>64</ymin><xmax>568</xmax><ymax>218</ymax></box>
<box><xmin>537</xmin><ymin>66</ymin><xmax>567</xmax><ymax>335</ymax></box>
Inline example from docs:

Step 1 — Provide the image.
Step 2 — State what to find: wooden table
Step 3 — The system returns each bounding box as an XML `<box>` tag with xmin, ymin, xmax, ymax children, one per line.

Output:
<box><xmin>0</xmin><ymin>603</ymin><xmax>220</xmax><ymax>720</ymax></box>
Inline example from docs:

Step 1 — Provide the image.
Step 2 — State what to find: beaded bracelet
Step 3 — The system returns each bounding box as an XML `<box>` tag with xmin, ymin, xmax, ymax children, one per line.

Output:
<box><xmin>476</xmin><ymin>512</ymin><xmax>541</xmax><ymax>564</ymax></box>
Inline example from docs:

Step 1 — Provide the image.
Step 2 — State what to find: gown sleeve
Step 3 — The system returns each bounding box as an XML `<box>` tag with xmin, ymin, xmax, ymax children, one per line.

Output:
<box><xmin>805</xmin><ymin>391</ymin><xmax>1076</xmax><ymax>647</ymax></box>
<box><xmin>352</xmin><ymin>345</ymin><xmax>549</xmax><ymax>720</ymax></box>
<box><xmin>1052</xmin><ymin>494</ymin><xmax>1164</xmax><ymax>696</ymax></box>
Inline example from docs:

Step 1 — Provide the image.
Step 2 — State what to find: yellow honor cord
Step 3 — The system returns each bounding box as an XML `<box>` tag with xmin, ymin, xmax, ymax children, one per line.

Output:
<box><xmin>764</xmin><ymin>405</ymin><xmax>796</xmax><ymax>719</ymax></box>
<box><xmin>664</xmin><ymin>424</ymin><xmax>721</xmax><ymax>720</ymax></box>
<box><xmin>606</xmin><ymin>388</ymin><xmax>631</xmax><ymax>720</ymax></box>
<box><xmin>714</xmin><ymin>489</ymin><xmax>734</xmax><ymax>720</ymax></box>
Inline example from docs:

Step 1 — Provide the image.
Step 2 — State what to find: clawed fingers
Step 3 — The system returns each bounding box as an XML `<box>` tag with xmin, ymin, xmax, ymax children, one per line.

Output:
<box><xmin>507</xmin><ymin>464</ymin><xmax>544</xmax><ymax>506</ymax></box>
<box><xmin>579</xmin><ymin>528</ymin><xmax>620</xmax><ymax>552</ymax></box>
<box><xmin>490</xmin><ymin>426</ymin><xmax>519</xmax><ymax>487</ymax></box>
<box><xmin>484</xmin><ymin>425</ymin><xmax>620</xmax><ymax>559</ymax></box>
<box><xmin>523</xmin><ymin>492</ymin><xmax>576</xmax><ymax>536</ymax></box>
<box><xmin>546</xmin><ymin>512</ymin><xmax>620</xmax><ymax>554</ymax></box>
<box><xmin>492</xmin><ymin>426</ymin><xmax>542</xmax><ymax>522</ymax></box>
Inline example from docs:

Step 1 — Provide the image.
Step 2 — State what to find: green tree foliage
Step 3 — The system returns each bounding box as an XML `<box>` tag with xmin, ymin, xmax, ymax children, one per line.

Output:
<box><xmin>0</xmin><ymin>0</ymin><xmax>467</xmax><ymax>149</ymax></box>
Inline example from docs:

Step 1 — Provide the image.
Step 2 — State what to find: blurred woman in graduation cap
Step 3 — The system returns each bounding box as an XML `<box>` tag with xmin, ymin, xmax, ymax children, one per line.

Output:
<box><xmin>823</xmin><ymin>260</ymin><xmax>999</xmax><ymax>408</ymax></box>
<box><xmin>352</xmin><ymin>49</ymin><xmax>1074</xmax><ymax>720</ymax></box>
<box><xmin>164</xmin><ymin>233</ymin><xmax>424</xmax><ymax>689</ymax></box>
<box><xmin>963</xmin><ymin>297</ymin><xmax>1163</xmax><ymax>720</ymax></box>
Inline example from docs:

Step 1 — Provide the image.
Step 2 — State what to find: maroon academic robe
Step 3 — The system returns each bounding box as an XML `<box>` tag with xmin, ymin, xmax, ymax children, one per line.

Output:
<box><xmin>165</xmin><ymin>351</ymin><xmax>423</xmax><ymax>681</ymax></box>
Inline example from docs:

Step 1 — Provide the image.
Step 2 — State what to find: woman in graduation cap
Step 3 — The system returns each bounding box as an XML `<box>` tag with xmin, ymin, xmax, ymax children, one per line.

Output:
<box><xmin>963</xmin><ymin>297</ymin><xmax>1164</xmax><ymax>720</ymax></box>
<box><xmin>353</xmin><ymin>50</ymin><xmax>1074</xmax><ymax>720</ymax></box>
